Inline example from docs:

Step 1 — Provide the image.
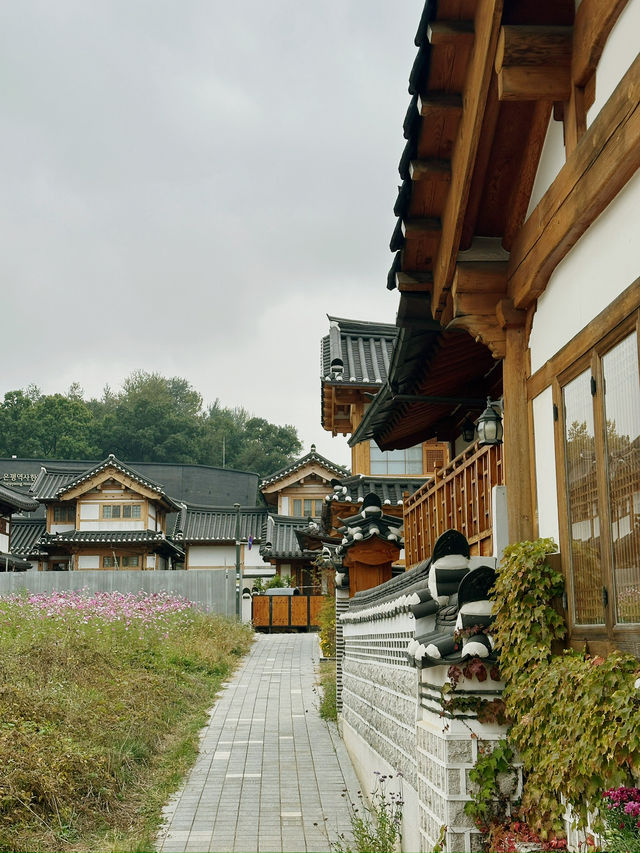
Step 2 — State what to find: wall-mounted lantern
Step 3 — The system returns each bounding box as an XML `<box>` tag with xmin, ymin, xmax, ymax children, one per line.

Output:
<box><xmin>475</xmin><ymin>398</ymin><xmax>503</xmax><ymax>446</ymax></box>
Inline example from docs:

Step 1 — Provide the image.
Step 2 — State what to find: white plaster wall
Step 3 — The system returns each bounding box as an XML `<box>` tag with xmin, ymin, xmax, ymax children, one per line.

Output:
<box><xmin>587</xmin><ymin>1</ymin><xmax>640</xmax><ymax>128</ymax></box>
<box><xmin>188</xmin><ymin>544</ymin><xmax>235</xmax><ymax>568</ymax></box>
<box><xmin>51</xmin><ymin>523</ymin><xmax>75</xmax><ymax>534</ymax></box>
<box><xmin>530</xmin><ymin>166</ymin><xmax>640</xmax><ymax>373</ymax></box>
<box><xmin>243</xmin><ymin>544</ymin><xmax>266</xmax><ymax>568</ymax></box>
<box><xmin>0</xmin><ymin>532</ymin><xmax>8</xmax><ymax>552</ymax></box>
<box><xmin>532</xmin><ymin>389</ymin><xmax>560</xmax><ymax>545</ymax></box>
<box><xmin>79</xmin><ymin>520</ymin><xmax>145</xmax><ymax>531</ymax></box>
<box><xmin>79</xmin><ymin>503</ymin><xmax>99</xmax><ymax>520</ymax></box>
<box><xmin>526</xmin><ymin>115</ymin><xmax>566</xmax><ymax>217</ymax></box>
<box><xmin>78</xmin><ymin>555</ymin><xmax>100</xmax><ymax>569</ymax></box>
<box><xmin>342</xmin><ymin>718</ymin><xmax>421</xmax><ymax>853</ymax></box>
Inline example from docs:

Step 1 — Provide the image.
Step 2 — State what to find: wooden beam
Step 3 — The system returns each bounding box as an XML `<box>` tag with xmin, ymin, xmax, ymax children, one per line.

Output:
<box><xmin>495</xmin><ymin>26</ymin><xmax>572</xmax><ymax>101</ymax></box>
<box><xmin>402</xmin><ymin>217</ymin><xmax>442</xmax><ymax>238</ymax></box>
<box><xmin>503</xmin><ymin>325</ymin><xmax>534</xmax><ymax>542</ymax></box>
<box><xmin>396</xmin><ymin>272</ymin><xmax>433</xmax><ymax>293</ymax></box>
<box><xmin>496</xmin><ymin>25</ymin><xmax>572</xmax><ymax>70</ymax></box>
<box><xmin>508</xmin><ymin>51</ymin><xmax>640</xmax><ymax>309</ymax></box>
<box><xmin>428</xmin><ymin>21</ymin><xmax>475</xmax><ymax>47</ymax></box>
<box><xmin>572</xmin><ymin>0</ymin><xmax>628</xmax><ymax>87</ymax></box>
<box><xmin>498</xmin><ymin>66</ymin><xmax>571</xmax><ymax>101</ymax></box>
<box><xmin>454</xmin><ymin>260</ymin><xmax>508</xmax><ymax>293</ymax></box>
<box><xmin>418</xmin><ymin>92</ymin><xmax>463</xmax><ymax>119</ymax></box>
<box><xmin>409</xmin><ymin>159</ymin><xmax>452</xmax><ymax>182</ymax></box>
<box><xmin>431</xmin><ymin>0</ymin><xmax>505</xmax><ymax>319</ymax></box>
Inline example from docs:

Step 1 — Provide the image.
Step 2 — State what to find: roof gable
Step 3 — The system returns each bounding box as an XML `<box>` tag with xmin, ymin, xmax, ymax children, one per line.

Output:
<box><xmin>260</xmin><ymin>446</ymin><xmax>348</xmax><ymax>491</ymax></box>
<box><xmin>50</xmin><ymin>455</ymin><xmax>181</xmax><ymax>511</ymax></box>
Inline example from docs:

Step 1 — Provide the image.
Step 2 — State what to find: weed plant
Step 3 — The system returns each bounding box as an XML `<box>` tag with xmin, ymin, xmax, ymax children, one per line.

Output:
<box><xmin>318</xmin><ymin>658</ymin><xmax>337</xmax><ymax>722</ymax></box>
<box><xmin>332</xmin><ymin>772</ymin><xmax>403</xmax><ymax>853</ymax></box>
<box><xmin>0</xmin><ymin>590</ymin><xmax>253</xmax><ymax>852</ymax></box>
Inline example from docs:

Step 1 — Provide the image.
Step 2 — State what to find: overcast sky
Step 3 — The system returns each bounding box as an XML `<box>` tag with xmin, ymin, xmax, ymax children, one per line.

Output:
<box><xmin>1</xmin><ymin>1</ymin><xmax>425</xmax><ymax>469</ymax></box>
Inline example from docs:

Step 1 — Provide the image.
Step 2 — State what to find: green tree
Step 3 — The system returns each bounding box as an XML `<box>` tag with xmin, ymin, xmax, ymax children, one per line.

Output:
<box><xmin>97</xmin><ymin>371</ymin><xmax>204</xmax><ymax>463</ymax></box>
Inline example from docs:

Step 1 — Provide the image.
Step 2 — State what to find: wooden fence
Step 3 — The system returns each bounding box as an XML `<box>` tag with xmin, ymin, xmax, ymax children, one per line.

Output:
<box><xmin>404</xmin><ymin>443</ymin><xmax>504</xmax><ymax>567</ymax></box>
<box><xmin>252</xmin><ymin>594</ymin><xmax>324</xmax><ymax>631</ymax></box>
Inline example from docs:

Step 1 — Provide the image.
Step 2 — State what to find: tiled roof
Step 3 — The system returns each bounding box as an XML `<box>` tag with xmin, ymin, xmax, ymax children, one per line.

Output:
<box><xmin>0</xmin><ymin>482</ymin><xmax>39</xmax><ymax>513</ymax></box>
<box><xmin>31</xmin><ymin>455</ymin><xmax>182</xmax><ymax>511</ymax></box>
<box><xmin>173</xmin><ymin>505</ymin><xmax>268</xmax><ymax>543</ymax></box>
<box><xmin>260</xmin><ymin>446</ymin><xmax>348</xmax><ymax>488</ymax></box>
<box><xmin>39</xmin><ymin>529</ymin><xmax>185</xmax><ymax>557</ymax></box>
<box><xmin>9</xmin><ymin>519</ymin><xmax>47</xmax><ymax>556</ymax></box>
<box><xmin>325</xmin><ymin>474</ymin><xmax>426</xmax><ymax>507</ymax></box>
<box><xmin>334</xmin><ymin>494</ymin><xmax>404</xmax><ymax>557</ymax></box>
<box><xmin>321</xmin><ymin>317</ymin><xmax>397</xmax><ymax>386</ymax></box>
<box><xmin>259</xmin><ymin>515</ymin><xmax>318</xmax><ymax>561</ymax></box>
<box><xmin>30</xmin><ymin>467</ymin><xmax>77</xmax><ymax>500</ymax></box>
<box><xmin>0</xmin><ymin>552</ymin><xmax>33</xmax><ymax>571</ymax></box>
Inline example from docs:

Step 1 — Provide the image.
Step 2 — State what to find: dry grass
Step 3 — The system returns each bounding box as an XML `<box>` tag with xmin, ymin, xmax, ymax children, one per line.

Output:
<box><xmin>0</xmin><ymin>593</ymin><xmax>253</xmax><ymax>852</ymax></box>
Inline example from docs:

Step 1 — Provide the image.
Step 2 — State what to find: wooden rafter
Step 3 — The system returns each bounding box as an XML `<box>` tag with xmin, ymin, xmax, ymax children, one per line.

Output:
<box><xmin>431</xmin><ymin>0</ymin><xmax>505</xmax><ymax>319</ymax></box>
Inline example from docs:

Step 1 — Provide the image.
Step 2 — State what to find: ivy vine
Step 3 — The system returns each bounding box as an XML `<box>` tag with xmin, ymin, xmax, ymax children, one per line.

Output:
<box><xmin>489</xmin><ymin>538</ymin><xmax>640</xmax><ymax>833</ymax></box>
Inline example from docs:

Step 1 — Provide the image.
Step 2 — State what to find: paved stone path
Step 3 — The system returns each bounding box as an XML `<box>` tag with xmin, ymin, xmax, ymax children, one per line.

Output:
<box><xmin>157</xmin><ymin>633</ymin><xmax>360</xmax><ymax>853</ymax></box>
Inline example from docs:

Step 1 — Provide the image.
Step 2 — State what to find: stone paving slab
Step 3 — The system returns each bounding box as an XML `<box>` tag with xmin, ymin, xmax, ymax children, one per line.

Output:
<box><xmin>156</xmin><ymin>633</ymin><xmax>360</xmax><ymax>852</ymax></box>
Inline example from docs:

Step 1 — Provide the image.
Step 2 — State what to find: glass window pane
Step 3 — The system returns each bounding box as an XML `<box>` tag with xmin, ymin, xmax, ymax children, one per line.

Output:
<box><xmin>112</xmin><ymin>506</ymin><xmax>121</xmax><ymax>518</ymax></box>
<box><xmin>103</xmin><ymin>506</ymin><xmax>112</xmax><ymax>519</ymax></box>
<box><xmin>303</xmin><ymin>499</ymin><xmax>312</xmax><ymax>516</ymax></box>
<box><xmin>563</xmin><ymin>369</ymin><xmax>605</xmax><ymax>625</ymax></box>
<box><xmin>123</xmin><ymin>505</ymin><xmax>132</xmax><ymax>518</ymax></box>
<box><xmin>370</xmin><ymin>460</ymin><xmax>386</xmax><ymax>474</ymax></box>
<box><xmin>602</xmin><ymin>332</ymin><xmax>640</xmax><ymax>624</ymax></box>
<box><xmin>132</xmin><ymin>505</ymin><xmax>141</xmax><ymax>518</ymax></box>
<box><xmin>293</xmin><ymin>500</ymin><xmax>302</xmax><ymax>516</ymax></box>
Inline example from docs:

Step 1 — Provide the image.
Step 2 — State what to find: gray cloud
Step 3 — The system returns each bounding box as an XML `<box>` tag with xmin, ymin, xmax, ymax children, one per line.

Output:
<box><xmin>0</xmin><ymin>0</ymin><xmax>425</xmax><ymax>468</ymax></box>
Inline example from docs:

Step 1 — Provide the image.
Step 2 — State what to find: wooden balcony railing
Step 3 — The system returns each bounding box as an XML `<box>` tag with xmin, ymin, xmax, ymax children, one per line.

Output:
<box><xmin>404</xmin><ymin>443</ymin><xmax>504</xmax><ymax>567</ymax></box>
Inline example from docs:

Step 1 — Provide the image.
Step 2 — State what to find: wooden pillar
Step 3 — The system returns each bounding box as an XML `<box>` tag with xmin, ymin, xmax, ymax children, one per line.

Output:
<box><xmin>499</xmin><ymin>301</ymin><xmax>534</xmax><ymax>543</ymax></box>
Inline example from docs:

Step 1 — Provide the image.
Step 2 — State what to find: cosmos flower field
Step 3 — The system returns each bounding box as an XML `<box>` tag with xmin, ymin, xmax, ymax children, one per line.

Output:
<box><xmin>0</xmin><ymin>590</ymin><xmax>253</xmax><ymax>852</ymax></box>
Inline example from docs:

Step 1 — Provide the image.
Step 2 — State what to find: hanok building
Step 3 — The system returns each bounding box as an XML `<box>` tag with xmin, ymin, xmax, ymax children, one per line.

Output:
<box><xmin>321</xmin><ymin>315</ymin><xmax>450</xmax><ymax>477</ymax></box>
<box><xmin>260</xmin><ymin>444</ymin><xmax>349</xmax><ymax>518</ymax></box>
<box><xmin>0</xmin><ymin>483</ymin><xmax>38</xmax><ymax>571</ymax></box>
<box><xmin>172</xmin><ymin>504</ymin><xmax>271</xmax><ymax>581</ymax></box>
<box><xmin>350</xmin><ymin>0</ymin><xmax>640</xmax><ymax>656</ymax></box>
<box><xmin>32</xmin><ymin>455</ymin><xmax>185</xmax><ymax>571</ymax></box>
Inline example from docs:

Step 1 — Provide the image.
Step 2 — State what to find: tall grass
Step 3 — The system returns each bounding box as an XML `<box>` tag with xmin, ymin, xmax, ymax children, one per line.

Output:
<box><xmin>0</xmin><ymin>590</ymin><xmax>253</xmax><ymax>852</ymax></box>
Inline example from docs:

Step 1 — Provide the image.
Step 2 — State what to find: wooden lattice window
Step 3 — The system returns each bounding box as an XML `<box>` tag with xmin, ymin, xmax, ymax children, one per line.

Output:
<box><xmin>559</xmin><ymin>317</ymin><xmax>640</xmax><ymax>649</ymax></box>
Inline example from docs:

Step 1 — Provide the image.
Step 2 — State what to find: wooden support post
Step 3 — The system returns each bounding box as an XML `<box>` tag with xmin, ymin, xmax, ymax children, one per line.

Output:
<box><xmin>503</xmin><ymin>321</ymin><xmax>534</xmax><ymax>543</ymax></box>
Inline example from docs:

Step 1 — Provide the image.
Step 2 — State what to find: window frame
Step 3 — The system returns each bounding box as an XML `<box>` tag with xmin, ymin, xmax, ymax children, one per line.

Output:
<box><xmin>554</xmin><ymin>310</ymin><xmax>640</xmax><ymax>652</ymax></box>
<box><xmin>101</xmin><ymin>503</ymin><xmax>142</xmax><ymax>520</ymax></box>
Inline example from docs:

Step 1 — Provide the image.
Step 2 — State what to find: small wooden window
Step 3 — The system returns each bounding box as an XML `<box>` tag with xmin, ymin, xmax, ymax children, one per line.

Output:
<box><xmin>53</xmin><ymin>505</ymin><xmax>75</xmax><ymax>523</ymax></box>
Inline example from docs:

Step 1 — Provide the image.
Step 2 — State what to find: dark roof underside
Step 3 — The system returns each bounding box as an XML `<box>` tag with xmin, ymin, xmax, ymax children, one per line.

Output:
<box><xmin>351</xmin><ymin>295</ymin><xmax>501</xmax><ymax>449</ymax></box>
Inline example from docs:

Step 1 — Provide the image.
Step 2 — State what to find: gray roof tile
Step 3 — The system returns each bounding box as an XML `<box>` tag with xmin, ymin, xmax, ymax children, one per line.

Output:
<box><xmin>0</xmin><ymin>482</ymin><xmax>39</xmax><ymax>513</ymax></box>
<box><xmin>9</xmin><ymin>519</ymin><xmax>47</xmax><ymax>556</ymax></box>
<box><xmin>321</xmin><ymin>317</ymin><xmax>397</xmax><ymax>386</ymax></box>
<box><xmin>173</xmin><ymin>505</ymin><xmax>268</xmax><ymax>543</ymax></box>
<box><xmin>259</xmin><ymin>515</ymin><xmax>318</xmax><ymax>560</ymax></box>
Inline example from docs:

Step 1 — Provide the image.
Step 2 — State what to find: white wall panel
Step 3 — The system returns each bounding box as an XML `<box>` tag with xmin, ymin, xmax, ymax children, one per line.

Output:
<box><xmin>587</xmin><ymin>1</ymin><xmax>640</xmax><ymax>128</ymax></box>
<box><xmin>189</xmin><ymin>544</ymin><xmax>235</xmax><ymax>568</ymax></box>
<box><xmin>526</xmin><ymin>116</ymin><xmax>566</xmax><ymax>217</ymax></box>
<box><xmin>530</xmin><ymin>168</ymin><xmax>640</xmax><ymax>372</ymax></box>
<box><xmin>78</xmin><ymin>555</ymin><xmax>100</xmax><ymax>569</ymax></box>
<box><xmin>532</xmin><ymin>389</ymin><xmax>560</xmax><ymax>546</ymax></box>
<box><xmin>79</xmin><ymin>503</ymin><xmax>99</xmax><ymax>520</ymax></box>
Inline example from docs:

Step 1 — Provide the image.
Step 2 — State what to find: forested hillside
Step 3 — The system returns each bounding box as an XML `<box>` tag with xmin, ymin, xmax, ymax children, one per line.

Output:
<box><xmin>0</xmin><ymin>371</ymin><xmax>302</xmax><ymax>477</ymax></box>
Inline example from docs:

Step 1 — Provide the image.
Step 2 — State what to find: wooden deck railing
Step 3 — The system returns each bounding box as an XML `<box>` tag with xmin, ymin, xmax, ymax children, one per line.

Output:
<box><xmin>404</xmin><ymin>443</ymin><xmax>504</xmax><ymax>567</ymax></box>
